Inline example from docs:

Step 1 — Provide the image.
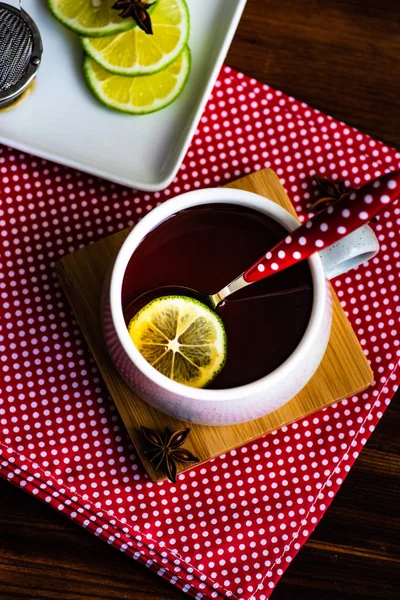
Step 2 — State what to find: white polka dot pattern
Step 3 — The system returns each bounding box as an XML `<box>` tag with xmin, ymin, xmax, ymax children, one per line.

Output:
<box><xmin>244</xmin><ymin>171</ymin><xmax>400</xmax><ymax>282</ymax></box>
<box><xmin>0</xmin><ymin>67</ymin><xmax>399</xmax><ymax>600</ymax></box>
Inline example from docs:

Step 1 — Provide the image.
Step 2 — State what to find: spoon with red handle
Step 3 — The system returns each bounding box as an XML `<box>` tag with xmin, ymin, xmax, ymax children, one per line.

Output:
<box><xmin>242</xmin><ymin>170</ymin><xmax>400</xmax><ymax>284</ymax></box>
<box><xmin>132</xmin><ymin>171</ymin><xmax>400</xmax><ymax>312</ymax></box>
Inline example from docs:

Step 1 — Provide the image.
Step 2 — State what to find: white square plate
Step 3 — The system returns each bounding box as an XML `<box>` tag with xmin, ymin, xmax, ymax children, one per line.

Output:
<box><xmin>0</xmin><ymin>0</ymin><xmax>246</xmax><ymax>191</ymax></box>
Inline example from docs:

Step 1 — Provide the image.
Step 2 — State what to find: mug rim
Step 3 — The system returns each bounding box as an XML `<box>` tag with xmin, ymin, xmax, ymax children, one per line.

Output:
<box><xmin>109</xmin><ymin>187</ymin><xmax>327</xmax><ymax>401</ymax></box>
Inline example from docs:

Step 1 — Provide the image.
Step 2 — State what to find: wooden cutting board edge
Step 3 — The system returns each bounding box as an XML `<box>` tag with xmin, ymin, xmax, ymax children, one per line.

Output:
<box><xmin>56</xmin><ymin>169</ymin><xmax>373</xmax><ymax>481</ymax></box>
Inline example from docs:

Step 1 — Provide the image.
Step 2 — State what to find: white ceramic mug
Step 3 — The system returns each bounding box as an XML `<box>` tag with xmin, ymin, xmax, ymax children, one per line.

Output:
<box><xmin>102</xmin><ymin>188</ymin><xmax>379</xmax><ymax>426</ymax></box>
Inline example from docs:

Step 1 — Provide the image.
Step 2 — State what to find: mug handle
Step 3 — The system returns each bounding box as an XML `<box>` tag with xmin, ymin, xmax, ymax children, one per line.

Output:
<box><xmin>318</xmin><ymin>224</ymin><xmax>379</xmax><ymax>280</ymax></box>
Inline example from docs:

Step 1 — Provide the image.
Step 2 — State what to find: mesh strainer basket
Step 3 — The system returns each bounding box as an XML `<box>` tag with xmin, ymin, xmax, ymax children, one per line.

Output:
<box><xmin>0</xmin><ymin>2</ymin><xmax>43</xmax><ymax>107</ymax></box>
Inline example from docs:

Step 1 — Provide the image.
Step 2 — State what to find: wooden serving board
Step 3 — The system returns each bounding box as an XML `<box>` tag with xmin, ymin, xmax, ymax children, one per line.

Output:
<box><xmin>56</xmin><ymin>169</ymin><xmax>373</xmax><ymax>481</ymax></box>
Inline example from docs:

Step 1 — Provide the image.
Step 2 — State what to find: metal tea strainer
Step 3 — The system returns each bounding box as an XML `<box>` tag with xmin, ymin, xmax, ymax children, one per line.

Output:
<box><xmin>0</xmin><ymin>1</ymin><xmax>43</xmax><ymax>108</ymax></box>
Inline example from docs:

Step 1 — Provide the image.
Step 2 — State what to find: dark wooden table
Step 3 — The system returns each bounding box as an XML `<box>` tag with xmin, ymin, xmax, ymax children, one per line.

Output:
<box><xmin>1</xmin><ymin>1</ymin><xmax>399</xmax><ymax>598</ymax></box>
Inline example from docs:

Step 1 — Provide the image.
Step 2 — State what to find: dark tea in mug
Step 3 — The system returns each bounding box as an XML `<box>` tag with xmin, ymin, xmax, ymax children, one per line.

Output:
<box><xmin>122</xmin><ymin>204</ymin><xmax>313</xmax><ymax>388</ymax></box>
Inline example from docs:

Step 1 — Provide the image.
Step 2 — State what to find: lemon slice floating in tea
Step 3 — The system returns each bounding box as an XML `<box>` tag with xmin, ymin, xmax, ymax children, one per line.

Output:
<box><xmin>84</xmin><ymin>46</ymin><xmax>190</xmax><ymax>114</ymax></box>
<box><xmin>128</xmin><ymin>296</ymin><xmax>227</xmax><ymax>388</ymax></box>
<box><xmin>81</xmin><ymin>0</ymin><xmax>190</xmax><ymax>76</ymax></box>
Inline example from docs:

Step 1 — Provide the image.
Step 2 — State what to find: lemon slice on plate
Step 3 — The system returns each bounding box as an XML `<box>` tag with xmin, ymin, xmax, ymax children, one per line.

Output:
<box><xmin>48</xmin><ymin>0</ymin><xmax>136</xmax><ymax>36</ymax></box>
<box><xmin>128</xmin><ymin>296</ymin><xmax>227</xmax><ymax>388</ymax></box>
<box><xmin>81</xmin><ymin>0</ymin><xmax>190</xmax><ymax>75</ymax></box>
<box><xmin>84</xmin><ymin>46</ymin><xmax>190</xmax><ymax>114</ymax></box>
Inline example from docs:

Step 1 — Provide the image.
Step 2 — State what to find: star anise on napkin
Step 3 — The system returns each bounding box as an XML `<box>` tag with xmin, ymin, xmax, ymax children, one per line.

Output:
<box><xmin>141</xmin><ymin>426</ymin><xmax>200</xmax><ymax>483</ymax></box>
<box><xmin>310</xmin><ymin>175</ymin><xmax>352</xmax><ymax>212</ymax></box>
<box><xmin>112</xmin><ymin>0</ymin><xmax>155</xmax><ymax>34</ymax></box>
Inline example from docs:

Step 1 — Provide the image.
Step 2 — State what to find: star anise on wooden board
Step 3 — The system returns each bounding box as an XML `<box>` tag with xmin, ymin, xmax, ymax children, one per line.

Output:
<box><xmin>141</xmin><ymin>426</ymin><xmax>200</xmax><ymax>483</ymax></box>
<box><xmin>310</xmin><ymin>175</ymin><xmax>378</xmax><ymax>221</ymax></box>
<box><xmin>310</xmin><ymin>175</ymin><xmax>352</xmax><ymax>212</ymax></box>
<box><xmin>112</xmin><ymin>0</ymin><xmax>155</xmax><ymax>34</ymax></box>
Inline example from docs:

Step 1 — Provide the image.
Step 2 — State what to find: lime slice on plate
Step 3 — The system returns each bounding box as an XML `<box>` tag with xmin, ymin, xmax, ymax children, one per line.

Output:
<box><xmin>81</xmin><ymin>0</ymin><xmax>190</xmax><ymax>75</ymax></box>
<box><xmin>128</xmin><ymin>296</ymin><xmax>227</xmax><ymax>388</ymax></box>
<box><xmin>84</xmin><ymin>46</ymin><xmax>191</xmax><ymax>114</ymax></box>
<box><xmin>48</xmin><ymin>0</ymin><xmax>136</xmax><ymax>36</ymax></box>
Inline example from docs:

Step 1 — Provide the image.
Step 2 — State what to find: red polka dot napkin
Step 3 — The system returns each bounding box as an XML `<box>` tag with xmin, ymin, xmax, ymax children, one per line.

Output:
<box><xmin>0</xmin><ymin>67</ymin><xmax>399</xmax><ymax>600</ymax></box>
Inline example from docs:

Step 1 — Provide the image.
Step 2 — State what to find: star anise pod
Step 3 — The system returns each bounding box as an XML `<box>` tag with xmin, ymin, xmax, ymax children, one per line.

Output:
<box><xmin>112</xmin><ymin>0</ymin><xmax>155</xmax><ymax>34</ymax></box>
<box><xmin>310</xmin><ymin>175</ymin><xmax>352</xmax><ymax>212</ymax></box>
<box><xmin>141</xmin><ymin>426</ymin><xmax>200</xmax><ymax>483</ymax></box>
<box><xmin>310</xmin><ymin>175</ymin><xmax>378</xmax><ymax>221</ymax></box>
